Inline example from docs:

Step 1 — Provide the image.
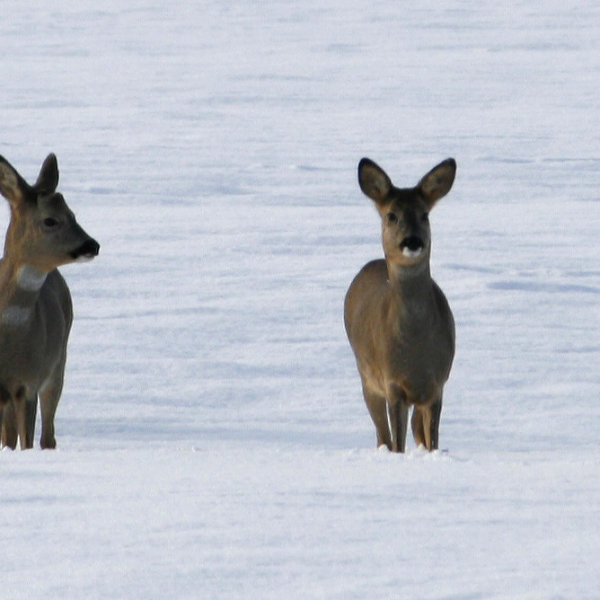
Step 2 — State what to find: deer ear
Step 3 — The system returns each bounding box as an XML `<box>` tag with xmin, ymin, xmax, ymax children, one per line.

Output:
<box><xmin>358</xmin><ymin>158</ymin><xmax>393</xmax><ymax>205</ymax></box>
<box><xmin>0</xmin><ymin>157</ymin><xmax>26</xmax><ymax>205</ymax></box>
<box><xmin>418</xmin><ymin>158</ymin><xmax>456</xmax><ymax>207</ymax></box>
<box><xmin>34</xmin><ymin>153</ymin><xmax>59</xmax><ymax>195</ymax></box>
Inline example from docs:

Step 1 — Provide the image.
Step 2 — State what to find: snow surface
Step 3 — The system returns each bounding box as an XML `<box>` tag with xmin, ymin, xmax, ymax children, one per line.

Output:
<box><xmin>1</xmin><ymin>1</ymin><xmax>599</xmax><ymax>598</ymax></box>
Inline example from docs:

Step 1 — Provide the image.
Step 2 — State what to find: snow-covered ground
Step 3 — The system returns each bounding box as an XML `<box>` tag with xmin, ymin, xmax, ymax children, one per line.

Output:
<box><xmin>2</xmin><ymin>1</ymin><xmax>599</xmax><ymax>598</ymax></box>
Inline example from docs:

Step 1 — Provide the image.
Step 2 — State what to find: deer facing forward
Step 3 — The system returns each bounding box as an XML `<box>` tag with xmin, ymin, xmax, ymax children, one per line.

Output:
<box><xmin>0</xmin><ymin>154</ymin><xmax>99</xmax><ymax>449</ymax></box>
<box><xmin>344</xmin><ymin>157</ymin><xmax>456</xmax><ymax>452</ymax></box>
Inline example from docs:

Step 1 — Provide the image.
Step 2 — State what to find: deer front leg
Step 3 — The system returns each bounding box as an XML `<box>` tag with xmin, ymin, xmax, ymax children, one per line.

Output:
<box><xmin>362</xmin><ymin>383</ymin><xmax>392</xmax><ymax>450</ymax></box>
<box><xmin>39</xmin><ymin>391</ymin><xmax>58</xmax><ymax>449</ymax></box>
<box><xmin>427</xmin><ymin>397</ymin><xmax>442</xmax><ymax>451</ymax></box>
<box><xmin>386</xmin><ymin>384</ymin><xmax>409</xmax><ymax>453</ymax></box>
<box><xmin>39</xmin><ymin>366</ymin><xmax>65</xmax><ymax>449</ymax></box>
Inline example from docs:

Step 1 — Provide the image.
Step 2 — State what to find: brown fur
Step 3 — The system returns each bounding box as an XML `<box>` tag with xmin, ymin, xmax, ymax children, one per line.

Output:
<box><xmin>0</xmin><ymin>154</ymin><xmax>99</xmax><ymax>449</ymax></box>
<box><xmin>344</xmin><ymin>157</ymin><xmax>456</xmax><ymax>452</ymax></box>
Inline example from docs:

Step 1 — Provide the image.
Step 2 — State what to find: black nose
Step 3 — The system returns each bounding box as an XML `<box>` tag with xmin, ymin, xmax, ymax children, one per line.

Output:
<box><xmin>400</xmin><ymin>236</ymin><xmax>424</xmax><ymax>252</ymax></box>
<box><xmin>71</xmin><ymin>238</ymin><xmax>100</xmax><ymax>259</ymax></box>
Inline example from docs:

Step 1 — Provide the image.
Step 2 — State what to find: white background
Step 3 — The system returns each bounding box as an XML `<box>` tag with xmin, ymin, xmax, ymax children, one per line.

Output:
<box><xmin>1</xmin><ymin>1</ymin><xmax>599</xmax><ymax>598</ymax></box>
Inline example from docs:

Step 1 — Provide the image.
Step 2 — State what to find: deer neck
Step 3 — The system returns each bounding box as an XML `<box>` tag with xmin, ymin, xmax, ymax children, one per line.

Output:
<box><xmin>0</xmin><ymin>260</ymin><xmax>48</xmax><ymax>328</ymax></box>
<box><xmin>386</xmin><ymin>259</ymin><xmax>434</xmax><ymax>317</ymax></box>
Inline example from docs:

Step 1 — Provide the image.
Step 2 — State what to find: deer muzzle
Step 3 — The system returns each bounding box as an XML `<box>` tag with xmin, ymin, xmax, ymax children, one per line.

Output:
<box><xmin>400</xmin><ymin>235</ymin><xmax>424</xmax><ymax>258</ymax></box>
<box><xmin>71</xmin><ymin>238</ymin><xmax>100</xmax><ymax>261</ymax></box>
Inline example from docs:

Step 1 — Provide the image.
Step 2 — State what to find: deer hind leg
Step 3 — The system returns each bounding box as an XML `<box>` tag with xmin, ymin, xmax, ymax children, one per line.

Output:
<box><xmin>362</xmin><ymin>384</ymin><xmax>392</xmax><ymax>450</ymax></box>
<box><xmin>386</xmin><ymin>384</ymin><xmax>409</xmax><ymax>453</ymax></box>
<box><xmin>411</xmin><ymin>407</ymin><xmax>426</xmax><ymax>448</ymax></box>
<box><xmin>0</xmin><ymin>387</ymin><xmax>37</xmax><ymax>450</ymax></box>
<box><xmin>411</xmin><ymin>398</ymin><xmax>442</xmax><ymax>451</ymax></box>
<box><xmin>2</xmin><ymin>402</ymin><xmax>18</xmax><ymax>449</ymax></box>
<box><xmin>0</xmin><ymin>387</ymin><xmax>10</xmax><ymax>448</ymax></box>
<box><xmin>12</xmin><ymin>387</ymin><xmax>30</xmax><ymax>450</ymax></box>
<box><xmin>24</xmin><ymin>395</ymin><xmax>37</xmax><ymax>449</ymax></box>
<box><xmin>3</xmin><ymin>393</ymin><xmax>39</xmax><ymax>450</ymax></box>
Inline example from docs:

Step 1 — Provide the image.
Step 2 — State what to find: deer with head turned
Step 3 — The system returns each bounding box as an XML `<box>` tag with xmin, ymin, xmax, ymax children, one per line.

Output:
<box><xmin>344</xmin><ymin>157</ymin><xmax>456</xmax><ymax>452</ymax></box>
<box><xmin>0</xmin><ymin>154</ymin><xmax>99</xmax><ymax>449</ymax></box>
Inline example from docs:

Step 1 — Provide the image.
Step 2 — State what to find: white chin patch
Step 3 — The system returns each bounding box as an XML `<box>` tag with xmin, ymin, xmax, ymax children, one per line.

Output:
<box><xmin>74</xmin><ymin>254</ymin><xmax>95</xmax><ymax>263</ymax></box>
<box><xmin>402</xmin><ymin>247</ymin><xmax>423</xmax><ymax>258</ymax></box>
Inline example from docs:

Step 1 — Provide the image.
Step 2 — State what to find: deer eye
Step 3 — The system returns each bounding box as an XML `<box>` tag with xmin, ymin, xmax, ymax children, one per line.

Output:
<box><xmin>43</xmin><ymin>217</ymin><xmax>59</xmax><ymax>228</ymax></box>
<box><xmin>386</xmin><ymin>212</ymin><xmax>398</xmax><ymax>224</ymax></box>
